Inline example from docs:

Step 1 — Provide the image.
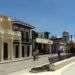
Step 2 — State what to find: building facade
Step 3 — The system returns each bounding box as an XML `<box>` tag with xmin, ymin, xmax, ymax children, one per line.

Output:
<box><xmin>32</xmin><ymin>31</ymin><xmax>53</xmax><ymax>54</ymax></box>
<box><xmin>51</xmin><ymin>37</ymin><xmax>65</xmax><ymax>53</ymax></box>
<box><xmin>0</xmin><ymin>15</ymin><xmax>33</xmax><ymax>62</ymax></box>
<box><xmin>51</xmin><ymin>31</ymin><xmax>70</xmax><ymax>54</ymax></box>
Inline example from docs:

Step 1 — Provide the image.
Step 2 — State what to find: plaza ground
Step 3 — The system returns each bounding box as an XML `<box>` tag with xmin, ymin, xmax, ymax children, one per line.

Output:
<box><xmin>0</xmin><ymin>53</ymin><xmax>74</xmax><ymax>75</ymax></box>
<box><xmin>7</xmin><ymin>61</ymin><xmax>75</xmax><ymax>75</ymax></box>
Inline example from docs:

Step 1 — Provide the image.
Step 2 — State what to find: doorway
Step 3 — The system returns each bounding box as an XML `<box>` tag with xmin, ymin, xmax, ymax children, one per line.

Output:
<box><xmin>27</xmin><ymin>46</ymin><xmax>30</xmax><ymax>57</ymax></box>
<box><xmin>15</xmin><ymin>45</ymin><xmax>19</xmax><ymax>58</ymax></box>
<box><xmin>3</xmin><ymin>43</ymin><xmax>8</xmax><ymax>60</ymax></box>
<box><xmin>22</xmin><ymin>46</ymin><xmax>25</xmax><ymax>57</ymax></box>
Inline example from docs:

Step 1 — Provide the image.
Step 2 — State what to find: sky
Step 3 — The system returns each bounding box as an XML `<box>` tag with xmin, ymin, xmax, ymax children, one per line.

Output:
<box><xmin>0</xmin><ymin>0</ymin><xmax>75</xmax><ymax>38</ymax></box>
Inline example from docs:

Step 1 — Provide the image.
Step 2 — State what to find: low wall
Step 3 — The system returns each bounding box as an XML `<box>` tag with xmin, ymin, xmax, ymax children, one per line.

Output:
<box><xmin>54</xmin><ymin>56</ymin><xmax>75</xmax><ymax>70</ymax></box>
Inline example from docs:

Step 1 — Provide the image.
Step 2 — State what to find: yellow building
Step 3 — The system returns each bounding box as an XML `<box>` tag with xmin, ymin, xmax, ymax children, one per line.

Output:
<box><xmin>0</xmin><ymin>15</ymin><xmax>33</xmax><ymax>62</ymax></box>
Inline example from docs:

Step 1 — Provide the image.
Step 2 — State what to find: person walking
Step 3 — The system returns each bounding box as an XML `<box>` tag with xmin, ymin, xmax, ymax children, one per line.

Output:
<box><xmin>33</xmin><ymin>49</ymin><xmax>36</xmax><ymax>61</ymax></box>
<box><xmin>36</xmin><ymin>48</ymin><xmax>39</xmax><ymax>59</ymax></box>
<box><xmin>33</xmin><ymin>48</ymin><xmax>39</xmax><ymax>61</ymax></box>
<box><xmin>57</xmin><ymin>46</ymin><xmax>62</xmax><ymax>58</ymax></box>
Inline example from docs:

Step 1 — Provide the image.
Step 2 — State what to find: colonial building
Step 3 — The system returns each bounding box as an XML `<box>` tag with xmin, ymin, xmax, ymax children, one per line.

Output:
<box><xmin>51</xmin><ymin>31</ymin><xmax>70</xmax><ymax>54</ymax></box>
<box><xmin>12</xmin><ymin>20</ymin><xmax>34</xmax><ymax>58</ymax></box>
<box><xmin>51</xmin><ymin>37</ymin><xmax>65</xmax><ymax>53</ymax></box>
<box><xmin>32</xmin><ymin>31</ymin><xmax>53</xmax><ymax>54</ymax></box>
<box><xmin>0</xmin><ymin>15</ymin><xmax>33</xmax><ymax>62</ymax></box>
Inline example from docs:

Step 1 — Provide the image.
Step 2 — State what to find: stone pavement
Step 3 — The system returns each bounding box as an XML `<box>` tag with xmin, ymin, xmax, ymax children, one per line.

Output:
<box><xmin>6</xmin><ymin>53</ymin><xmax>75</xmax><ymax>75</ymax></box>
<box><xmin>0</xmin><ymin>54</ymin><xmax>50</xmax><ymax>75</ymax></box>
<box><xmin>61</xmin><ymin>62</ymin><xmax>75</xmax><ymax>75</ymax></box>
<box><xmin>7</xmin><ymin>70</ymin><xmax>55</xmax><ymax>75</ymax></box>
<box><xmin>7</xmin><ymin>53</ymin><xmax>75</xmax><ymax>75</ymax></box>
<box><xmin>0</xmin><ymin>53</ymin><xmax>66</xmax><ymax>75</ymax></box>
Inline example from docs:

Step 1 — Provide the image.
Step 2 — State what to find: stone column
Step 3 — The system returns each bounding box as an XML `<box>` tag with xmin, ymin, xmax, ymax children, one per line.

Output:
<box><xmin>29</xmin><ymin>29</ymin><xmax>32</xmax><ymax>57</ymax></box>
<box><xmin>13</xmin><ymin>44</ymin><xmax>15</xmax><ymax>58</ymax></box>
<box><xmin>29</xmin><ymin>45</ymin><xmax>32</xmax><ymax>57</ymax></box>
<box><xmin>25</xmin><ymin>45</ymin><xmax>27</xmax><ymax>57</ymax></box>
<box><xmin>0</xmin><ymin>36</ymin><xmax>3</xmax><ymax>61</ymax></box>
<box><xmin>42</xmin><ymin>44</ymin><xmax>43</xmax><ymax>50</ymax></box>
<box><xmin>32</xmin><ymin>39</ymin><xmax>35</xmax><ymax>50</ymax></box>
<box><xmin>19</xmin><ymin>40</ymin><xmax>22</xmax><ymax>58</ymax></box>
<box><xmin>8</xmin><ymin>37</ymin><xmax>13</xmax><ymax>60</ymax></box>
<box><xmin>30</xmin><ymin>29</ymin><xmax>32</xmax><ymax>40</ymax></box>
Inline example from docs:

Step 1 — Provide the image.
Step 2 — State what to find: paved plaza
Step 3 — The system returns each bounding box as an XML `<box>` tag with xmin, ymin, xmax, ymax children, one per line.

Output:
<box><xmin>0</xmin><ymin>53</ymin><xmax>74</xmax><ymax>75</ymax></box>
<box><xmin>7</xmin><ymin>62</ymin><xmax>75</xmax><ymax>75</ymax></box>
<box><xmin>61</xmin><ymin>62</ymin><xmax>75</xmax><ymax>75</ymax></box>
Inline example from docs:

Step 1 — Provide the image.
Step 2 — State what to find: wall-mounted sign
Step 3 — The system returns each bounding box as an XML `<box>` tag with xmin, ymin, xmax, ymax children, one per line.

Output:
<box><xmin>36</xmin><ymin>38</ymin><xmax>53</xmax><ymax>44</ymax></box>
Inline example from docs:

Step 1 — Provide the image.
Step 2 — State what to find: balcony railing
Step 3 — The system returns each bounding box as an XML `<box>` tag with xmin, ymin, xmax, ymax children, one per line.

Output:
<box><xmin>22</xmin><ymin>38</ymin><xmax>32</xmax><ymax>43</ymax></box>
<box><xmin>8</xmin><ymin>31</ymin><xmax>21</xmax><ymax>37</ymax></box>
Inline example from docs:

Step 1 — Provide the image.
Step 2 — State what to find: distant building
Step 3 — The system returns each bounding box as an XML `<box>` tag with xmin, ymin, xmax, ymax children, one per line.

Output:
<box><xmin>51</xmin><ymin>37</ymin><xmax>65</xmax><ymax>53</ymax></box>
<box><xmin>32</xmin><ymin>31</ymin><xmax>53</xmax><ymax>54</ymax></box>
<box><xmin>51</xmin><ymin>31</ymin><xmax>70</xmax><ymax>54</ymax></box>
<box><xmin>62</xmin><ymin>31</ymin><xmax>70</xmax><ymax>53</ymax></box>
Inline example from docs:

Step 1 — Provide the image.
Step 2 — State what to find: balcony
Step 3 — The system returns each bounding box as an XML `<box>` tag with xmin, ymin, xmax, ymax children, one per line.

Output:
<box><xmin>22</xmin><ymin>38</ymin><xmax>32</xmax><ymax>43</ymax></box>
<box><xmin>0</xmin><ymin>28</ymin><xmax>21</xmax><ymax>37</ymax></box>
<box><xmin>8</xmin><ymin>31</ymin><xmax>21</xmax><ymax>37</ymax></box>
<box><xmin>13</xmin><ymin>31</ymin><xmax>21</xmax><ymax>37</ymax></box>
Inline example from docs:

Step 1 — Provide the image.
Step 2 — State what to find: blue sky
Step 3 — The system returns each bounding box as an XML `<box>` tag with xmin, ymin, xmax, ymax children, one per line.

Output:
<box><xmin>0</xmin><ymin>0</ymin><xmax>75</xmax><ymax>37</ymax></box>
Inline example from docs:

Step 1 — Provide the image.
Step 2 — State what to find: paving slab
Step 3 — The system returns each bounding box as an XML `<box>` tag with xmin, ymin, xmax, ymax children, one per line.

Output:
<box><xmin>61</xmin><ymin>62</ymin><xmax>75</xmax><ymax>75</ymax></box>
<box><xmin>7</xmin><ymin>62</ymin><xmax>75</xmax><ymax>75</ymax></box>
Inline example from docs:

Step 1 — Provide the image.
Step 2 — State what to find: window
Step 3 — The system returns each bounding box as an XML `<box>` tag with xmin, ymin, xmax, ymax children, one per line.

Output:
<box><xmin>27</xmin><ymin>46</ymin><xmax>30</xmax><ymax>57</ymax></box>
<box><xmin>25</xmin><ymin>32</ymin><xmax>29</xmax><ymax>42</ymax></box>
<box><xmin>21</xmin><ymin>31</ymin><xmax>25</xmax><ymax>41</ymax></box>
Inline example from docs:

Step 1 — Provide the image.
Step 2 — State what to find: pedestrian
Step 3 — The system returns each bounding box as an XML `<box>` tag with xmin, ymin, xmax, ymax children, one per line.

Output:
<box><xmin>57</xmin><ymin>48</ymin><xmax>61</xmax><ymax>58</ymax></box>
<box><xmin>33</xmin><ymin>49</ymin><xmax>36</xmax><ymax>61</ymax></box>
<box><xmin>36</xmin><ymin>48</ymin><xmax>39</xmax><ymax>59</ymax></box>
<box><xmin>33</xmin><ymin>48</ymin><xmax>39</xmax><ymax>61</ymax></box>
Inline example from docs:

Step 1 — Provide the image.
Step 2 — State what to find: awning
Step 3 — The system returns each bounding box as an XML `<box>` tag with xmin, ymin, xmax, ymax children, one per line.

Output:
<box><xmin>36</xmin><ymin>38</ymin><xmax>53</xmax><ymax>44</ymax></box>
